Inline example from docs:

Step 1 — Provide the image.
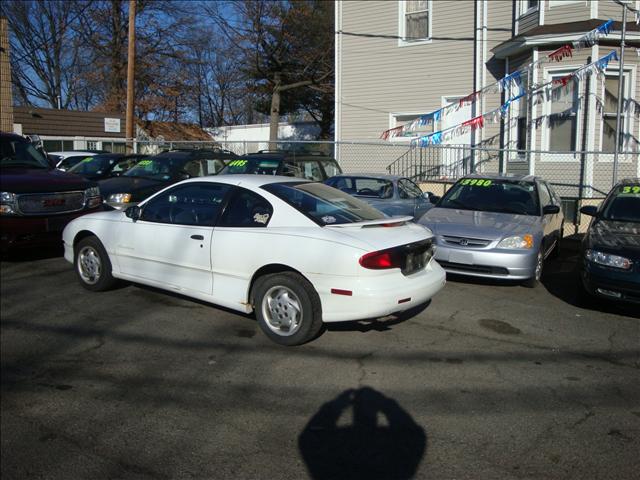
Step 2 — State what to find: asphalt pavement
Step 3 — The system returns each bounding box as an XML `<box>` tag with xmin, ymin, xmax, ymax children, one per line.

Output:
<box><xmin>1</xmin><ymin>245</ymin><xmax>639</xmax><ymax>479</ymax></box>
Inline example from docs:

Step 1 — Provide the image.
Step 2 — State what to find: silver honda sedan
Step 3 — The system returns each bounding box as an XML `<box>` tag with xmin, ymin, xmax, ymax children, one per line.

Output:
<box><xmin>418</xmin><ymin>174</ymin><xmax>564</xmax><ymax>287</ymax></box>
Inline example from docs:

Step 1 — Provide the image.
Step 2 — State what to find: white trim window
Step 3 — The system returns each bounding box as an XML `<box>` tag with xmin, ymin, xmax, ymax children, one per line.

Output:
<box><xmin>600</xmin><ymin>73</ymin><xmax>629</xmax><ymax>153</ymax></box>
<box><xmin>398</xmin><ymin>1</ymin><xmax>431</xmax><ymax>46</ymax></box>
<box><xmin>389</xmin><ymin>112</ymin><xmax>436</xmax><ymax>141</ymax></box>
<box><xmin>543</xmin><ymin>69</ymin><xmax>581</xmax><ymax>153</ymax></box>
<box><xmin>519</xmin><ymin>0</ymin><xmax>539</xmax><ymax>16</ymax></box>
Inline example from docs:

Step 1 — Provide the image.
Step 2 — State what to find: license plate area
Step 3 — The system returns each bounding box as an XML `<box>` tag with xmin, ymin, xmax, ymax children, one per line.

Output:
<box><xmin>401</xmin><ymin>240</ymin><xmax>434</xmax><ymax>275</ymax></box>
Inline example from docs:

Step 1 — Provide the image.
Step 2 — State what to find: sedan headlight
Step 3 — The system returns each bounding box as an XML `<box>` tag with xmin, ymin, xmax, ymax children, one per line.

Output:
<box><xmin>497</xmin><ymin>234</ymin><xmax>533</xmax><ymax>249</ymax></box>
<box><xmin>0</xmin><ymin>192</ymin><xmax>18</xmax><ymax>215</ymax></box>
<box><xmin>585</xmin><ymin>249</ymin><xmax>632</xmax><ymax>270</ymax></box>
<box><xmin>108</xmin><ymin>193</ymin><xmax>132</xmax><ymax>204</ymax></box>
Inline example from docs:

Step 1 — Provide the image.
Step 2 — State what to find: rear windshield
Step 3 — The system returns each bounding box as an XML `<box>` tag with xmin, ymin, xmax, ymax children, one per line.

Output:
<box><xmin>262</xmin><ymin>182</ymin><xmax>386</xmax><ymax>225</ymax></box>
<box><xmin>439</xmin><ymin>178</ymin><xmax>540</xmax><ymax>216</ymax></box>
<box><xmin>602</xmin><ymin>184</ymin><xmax>640</xmax><ymax>222</ymax></box>
<box><xmin>220</xmin><ymin>158</ymin><xmax>281</xmax><ymax>175</ymax></box>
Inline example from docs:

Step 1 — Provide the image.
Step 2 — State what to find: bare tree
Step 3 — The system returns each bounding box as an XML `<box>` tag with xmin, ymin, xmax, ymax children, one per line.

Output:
<box><xmin>5</xmin><ymin>0</ymin><xmax>91</xmax><ymax>109</ymax></box>
<box><xmin>206</xmin><ymin>0</ymin><xmax>334</xmax><ymax>142</ymax></box>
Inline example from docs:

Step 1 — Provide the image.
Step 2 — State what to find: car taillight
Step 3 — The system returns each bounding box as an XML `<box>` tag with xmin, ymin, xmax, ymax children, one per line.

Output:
<box><xmin>359</xmin><ymin>248</ymin><xmax>403</xmax><ymax>270</ymax></box>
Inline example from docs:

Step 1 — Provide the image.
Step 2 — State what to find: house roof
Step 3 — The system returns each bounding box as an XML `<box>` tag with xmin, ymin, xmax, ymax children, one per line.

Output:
<box><xmin>13</xmin><ymin>106</ymin><xmax>126</xmax><ymax>138</ymax></box>
<box><xmin>492</xmin><ymin>20</ymin><xmax>640</xmax><ymax>59</ymax></box>
<box><xmin>136</xmin><ymin>120</ymin><xmax>213</xmax><ymax>141</ymax></box>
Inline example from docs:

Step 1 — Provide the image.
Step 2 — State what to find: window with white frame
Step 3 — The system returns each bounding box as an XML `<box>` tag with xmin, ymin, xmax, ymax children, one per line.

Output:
<box><xmin>392</xmin><ymin>113</ymin><xmax>436</xmax><ymax>139</ymax></box>
<box><xmin>519</xmin><ymin>0</ymin><xmax>539</xmax><ymax>16</ymax></box>
<box><xmin>601</xmin><ymin>73</ymin><xmax>629</xmax><ymax>152</ymax></box>
<box><xmin>399</xmin><ymin>1</ymin><xmax>431</xmax><ymax>44</ymax></box>
<box><xmin>546</xmin><ymin>72</ymin><xmax>580</xmax><ymax>151</ymax></box>
<box><xmin>515</xmin><ymin>76</ymin><xmax>530</xmax><ymax>152</ymax></box>
<box><xmin>87</xmin><ymin>140</ymin><xmax>101</xmax><ymax>150</ymax></box>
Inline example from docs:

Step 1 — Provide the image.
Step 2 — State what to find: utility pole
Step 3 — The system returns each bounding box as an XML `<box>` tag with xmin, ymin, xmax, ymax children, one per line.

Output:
<box><xmin>125</xmin><ymin>0</ymin><xmax>136</xmax><ymax>153</ymax></box>
<box><xmin>612</xmin><ymin>2</ymin><xmax>628</xmax><ymax>185</ymax></box>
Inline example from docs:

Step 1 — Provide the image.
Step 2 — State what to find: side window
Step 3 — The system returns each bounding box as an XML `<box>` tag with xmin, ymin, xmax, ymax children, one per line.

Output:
<box><xmin>182</xmin><ymin>159</ymin><xmax>204</xmax><ymax>178</ymax></box>
<box><xmin>298</xmin><ymin>161</ymin><xmax>324</xmax><ymax>181</ymax></box>
<box><xmin>140</xmin><ymin>183</ymin><xmax>231</xmax><ymax>226</ymax></box>
<box><xmin>218</xmin><ymin>188</ymin><xmax>274</xmax><ymax>228</ymax></box>
<box><xmin>319</xmin><ymin>159</ymin><xmax>342</xmax><ymax>178</ymax></box>
<box><xmin>202</xmin><ymin>158</ymin><xmax>226</xmax><ymax>175</ymax></box>
<box><xmin>398</xmin><ymin>179</ymin><xmax>422</xmax><ymax>199</ymax></box>
<box><xmin>538</xmin><ymin>182</ymin><xmax>552</xmax><ymax>207</ymax></box>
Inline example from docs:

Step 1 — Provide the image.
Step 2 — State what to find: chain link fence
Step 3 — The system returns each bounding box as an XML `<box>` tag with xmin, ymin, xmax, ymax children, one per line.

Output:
<box><xmin>55</xmin><ymin>136</ymin><xmax>637</xmax><ymax>231</ymax></box>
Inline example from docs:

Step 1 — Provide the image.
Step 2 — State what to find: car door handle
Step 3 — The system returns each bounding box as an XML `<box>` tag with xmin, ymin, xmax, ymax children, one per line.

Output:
<box><xmin>190</xmin><ymin>234</ymin><xmax>204</xmax><ymax>240</ymax></box>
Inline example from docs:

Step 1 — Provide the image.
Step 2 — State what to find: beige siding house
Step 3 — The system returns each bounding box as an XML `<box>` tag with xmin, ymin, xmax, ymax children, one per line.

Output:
<box><xmin>335</xmin><ymin>0</ymin><xmax>640</xmax><ymax>189</ymax></box>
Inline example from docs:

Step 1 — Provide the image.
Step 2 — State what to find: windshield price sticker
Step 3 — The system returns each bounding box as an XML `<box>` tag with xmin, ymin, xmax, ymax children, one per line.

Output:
<box><xmin>620</xmin><ymin>185</ymin><xmax>640</xmax><ymax>195</ymax></box>
<box><xmin>82</xmin><ymin>157</ymin><xmax>93</xmax><ymax>163</ymax></box>
<box><xmin>138</xmin><ymin>159</ymin><xmax>152</xmax><ymax>166</ymax></box>
<box><xmin>228</xmin><ymin>160</ymin><xmax>248</xmax><ymax>167</ymax></box>
<box><xmin>460</xmin><ymin>179</ymin><xmax>492</xmax><ymax>187</ymax></box>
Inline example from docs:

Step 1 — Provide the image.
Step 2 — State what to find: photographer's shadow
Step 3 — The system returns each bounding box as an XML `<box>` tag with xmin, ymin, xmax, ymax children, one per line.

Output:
<box><xmin>298</xmin><ymin>387</ymin><xmax>427</xmax><ymax>480</ymax></box>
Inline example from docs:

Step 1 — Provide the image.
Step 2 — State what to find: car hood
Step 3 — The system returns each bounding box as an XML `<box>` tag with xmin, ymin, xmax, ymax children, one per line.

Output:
<box><xmin>420</xmin><ymin>207</ymin><xmax>541</xmax><ymax>240</ymax></box>
<box><xmin>98</xmin><ymin>176</ymin><xmax>165</xmax><ymax>201</ymax></box>
<box><xmin>0</xmin><ymin>167</ymin><xmax>96</xmax><ymax>193</ymax></box>
<box><xmin>585</xmin><ymin>219</ymin><xmax>640</xmax><ymax>256</ymax></box>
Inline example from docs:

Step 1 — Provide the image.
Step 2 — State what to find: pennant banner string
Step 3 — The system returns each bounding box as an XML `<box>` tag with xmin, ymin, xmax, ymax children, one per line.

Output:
<box><xmin>380</xmin><ymin>19</ymin><xmax>616</xmax><ymax>140</ymax></box>
<box><xmin>413</xmin><ymin>51</ymin><xmax>618</xmax><ymax>147</ymax></box>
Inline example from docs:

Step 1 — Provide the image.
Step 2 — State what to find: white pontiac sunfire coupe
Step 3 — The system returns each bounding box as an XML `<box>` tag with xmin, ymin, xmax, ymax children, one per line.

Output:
<box><xmin>63</xmin><ymin>175</ymin><xmax>446</xmax><ymax>345</ymax></box>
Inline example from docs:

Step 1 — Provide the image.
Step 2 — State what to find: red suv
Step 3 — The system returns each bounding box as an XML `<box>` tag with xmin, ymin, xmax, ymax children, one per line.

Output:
<box><xmin>1</xmin><ymin>132</ymin><xmax>103</xmax><ymax>253</ymax></box>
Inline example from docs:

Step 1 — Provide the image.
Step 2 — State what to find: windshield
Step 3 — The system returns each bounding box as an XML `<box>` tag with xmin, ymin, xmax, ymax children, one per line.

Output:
<box><xmin>68</xmin><ymin>155</ymin><xmax>118</xmax><ymax>175</ymax></box>
<box><xmin>0</xmin><ymin>138</ymin><xmax>50</xmax><ymax>169</ymax></box>
<box><xmin>439</xmin><ymin>178</ymin><xmax>540</xmax><ymax>216</ymax></box>
<box><xmin>124</xmin><ymin>155</ymin><xmax>187</xmax><ymax>181</ymax></box>
<box><xmin>262</xmin><ymin>182</ymin><xmax>386</xmax><ymax>225</ymax></box>
<box><xmin>601</xmin><ymin>185</ymin><xmax>640</xmax><ymax>222</ymax></box>
<box><xmin>220</xmin><ymin>158</ymin><xmax>281</xmax><ymax>175</ymax></box>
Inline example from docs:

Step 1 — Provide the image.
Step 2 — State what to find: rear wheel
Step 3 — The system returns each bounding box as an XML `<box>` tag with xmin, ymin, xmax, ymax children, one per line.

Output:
<box><xmin>253</xmin><ymin>272</ymin><xmax>323</xmax><ymax>346</ymax></box>
<box><xmin>74</xmin><ymin>236</ymin><xmax>117</xmax><ymax>291</ymax></box>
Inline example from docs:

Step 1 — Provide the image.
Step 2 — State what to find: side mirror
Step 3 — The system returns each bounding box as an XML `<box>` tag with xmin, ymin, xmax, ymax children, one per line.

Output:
<box><xmin>543</xmin><ymin>204</ymin><xmax>561</xmax><ymax>215</ymax></box>
<box><xmin>125</xmin><ymin>205</ymin><xmax>141</xmax><ymax>222</ymax></box>
<box><xmin>429</xmin><ymin>195</ymin><xmax>441</xmax><ymax>204</ymax></box>
<box><xmin>179</xmin><ymin>170</ymin><xmax>191</xmax><ymax>180</ymax></box>
<box><xmin>421</xmin><ymin>191</ymin><xmax>432</xmax><ymax>200</ymax></box>
<box><xmin>579</xmin><ymin>205</ymin><xmax>598</xmax><ymax>217</ymax></box>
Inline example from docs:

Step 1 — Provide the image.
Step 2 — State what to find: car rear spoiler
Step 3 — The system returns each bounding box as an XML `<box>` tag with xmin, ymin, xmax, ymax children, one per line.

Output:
<box><xmin>325</xmin><ymin>216</ymin><xmax>414</xmax><ymax>228</ymax></box>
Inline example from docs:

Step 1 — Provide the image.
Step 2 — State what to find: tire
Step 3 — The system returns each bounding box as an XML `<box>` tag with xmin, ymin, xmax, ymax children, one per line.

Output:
<box><xmin>523</xmin><ymin>250</ymin><xmax>544</xmax><ymax>288</ymax></box>
<box><xmin>253</xmin><ymin>272</ymin><xmax>323</xmax><ymax>346</ymax></box>
<box><xmin>74</xmin><ymin>236</ymin><xmax>117</xmax><ymax>291</ymax></box>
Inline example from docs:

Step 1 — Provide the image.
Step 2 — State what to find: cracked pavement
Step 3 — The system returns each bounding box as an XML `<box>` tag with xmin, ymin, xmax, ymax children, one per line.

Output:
<box><xmin>1</xmin><ymin>247</ymin><xmax>639</xmax><ymax>479</ymax></box>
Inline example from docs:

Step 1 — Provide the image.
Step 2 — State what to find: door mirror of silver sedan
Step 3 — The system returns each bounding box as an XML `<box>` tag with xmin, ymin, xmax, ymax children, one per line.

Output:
<box><xmin>429</xmin><ymin>195</ymin><xmax>441</xmax><ymax>204</ymax></box>
<box><xmin>125</xmin><ymin>205</ymin><xmax>141</xmax><ymax>222</ymax></box>
<box><xmin>543</xmin><ymin>204</ymin><xmax>560</xmax><ymax>215</ymax></box>
<box><xmin>579</xmin><ymin>205</ymin><xmax>598</xmax><ymax>217</ymax></box>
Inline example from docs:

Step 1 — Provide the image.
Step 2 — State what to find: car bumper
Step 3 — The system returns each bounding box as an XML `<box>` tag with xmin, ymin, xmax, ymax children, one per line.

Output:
<box><xmin>0</xmin><ymin>209</ymin><xmax>101</xmax><ymax>252</ymax></box>
<box><xmin>433</xmin><ymin>244</ymin><xmax>538</xmax><ymax>280</ymax></box>
<box><xmin>580</xmin><ymin>260</ymin><xmax>640</xmax><ymax>304</ymax></box>
<box><xmin>310</xmin><ymin>259</ymin><xmax>447</xmax><ymax>322</ymax></box>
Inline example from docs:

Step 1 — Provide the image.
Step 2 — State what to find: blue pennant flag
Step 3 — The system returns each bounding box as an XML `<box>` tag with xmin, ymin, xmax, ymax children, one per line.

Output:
<box><xmin>597</xmin><ymin>19</ymin><xmax>613</xmax><ymax>35</ymax></box>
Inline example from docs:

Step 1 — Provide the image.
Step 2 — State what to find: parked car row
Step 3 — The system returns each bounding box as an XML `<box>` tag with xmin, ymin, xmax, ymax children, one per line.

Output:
<box><xmin>2</xmin><ymin>131</ymin><xmax>637</xmax><ymax>348</ymax></box>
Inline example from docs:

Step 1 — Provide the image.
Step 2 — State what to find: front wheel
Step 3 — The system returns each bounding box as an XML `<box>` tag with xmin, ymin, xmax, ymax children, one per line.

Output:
<box><xmin>523</xmin><ymin>250</ymin><xmax>544</xmax><ymax>288</ymax></box>
<box><xmin>253</xmin><ymin>272</ymin><xmax>323</xmax><ymax>346</ymax></box>
<box><xmin>74</xmin><ymin>236</ymin><xmax>117</xmax><ymax>291</ymax></box>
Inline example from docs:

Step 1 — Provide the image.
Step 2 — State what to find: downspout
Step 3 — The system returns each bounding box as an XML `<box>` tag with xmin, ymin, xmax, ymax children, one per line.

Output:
<box><xmin>482</xmin><ymin>0</ymin><xmax>488</xmax><ymax>148</ymax></box>
<box><xmin>334</xmin><ymin>1</ymin><xmax>342</xmax><ymax>160</ymax></box>
<box><xmin>472</xmin><ymin>0</ymin><xmax>481</xmax><ymax>171</ymax></box>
